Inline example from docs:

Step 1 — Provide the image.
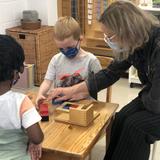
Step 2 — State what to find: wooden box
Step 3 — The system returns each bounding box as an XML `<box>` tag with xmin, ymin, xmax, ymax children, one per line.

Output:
<box><xmin>69</xmin><ymin>105</ymin><xmax>94</xmax><ymax>126</ymax></box>
<box><xmin>54</xmin><ymin>102</ymin><xmax>100</xmax><ymax>127</ymax></box>
<box><xmin>6</xmin><ymin>26</ymin><xmax>58</xmax><ymax>86</ymax></box>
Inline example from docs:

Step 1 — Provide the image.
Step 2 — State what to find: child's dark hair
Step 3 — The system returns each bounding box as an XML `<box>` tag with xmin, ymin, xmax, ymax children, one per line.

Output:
<box><xmin>0</xmin><ymin>35</ymin><xmax>25</xmax><ymax>82</ymax></box>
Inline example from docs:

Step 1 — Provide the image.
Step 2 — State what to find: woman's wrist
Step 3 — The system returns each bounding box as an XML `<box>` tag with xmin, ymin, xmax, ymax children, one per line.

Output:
<box><xmin>70</xmin><ymin>85</ymin><xmax>77</xmax><ymax>95</ymax></box>
<box><xmin>73</xmin><ymin>81</ymin><xmax>89</xmax><ymax>95</ymax></box>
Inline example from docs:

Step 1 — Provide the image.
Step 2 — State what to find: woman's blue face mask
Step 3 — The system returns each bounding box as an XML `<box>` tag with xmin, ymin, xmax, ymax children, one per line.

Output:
<box><xmin>59</xmin><ymin>40</ymin><xmax>79</xmax><ymax>59</ymax></box>
<box><xmin>104</xmin><ymin>34</ymin><xmax>126</xmax><ymax>52</ymax></box>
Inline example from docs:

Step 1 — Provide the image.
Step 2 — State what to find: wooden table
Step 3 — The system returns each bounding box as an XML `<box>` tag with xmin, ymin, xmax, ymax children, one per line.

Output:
<box><xmin>27</xmin><ymin>92</ymin><xmax>118</xmax><ymax>160</ymax></box>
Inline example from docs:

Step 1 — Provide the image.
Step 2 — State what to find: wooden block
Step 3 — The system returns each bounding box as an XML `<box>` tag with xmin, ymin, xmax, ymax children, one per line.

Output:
<box><xmin>39</xmin><ymin>103</ymin><xmax>49</xmax><ymax>122</ymax></box>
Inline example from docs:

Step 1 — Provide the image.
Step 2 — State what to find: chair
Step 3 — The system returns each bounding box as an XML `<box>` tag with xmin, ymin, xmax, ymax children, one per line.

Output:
<box><xmin>96</xmin><ymin>56</ymin><xmax>114</xmax><ymax>102</ymax></box>
<box><xmin>151</xmin><ymin>141</ymin><xmax>158</xmax><ymax>160</ymax></box>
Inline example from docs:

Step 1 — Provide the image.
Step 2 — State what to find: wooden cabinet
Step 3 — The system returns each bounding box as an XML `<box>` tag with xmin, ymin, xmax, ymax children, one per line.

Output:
<box><xmin>6</xmin><ymin>26</ymin><xmax>58</xmax><ymax>86</ymax></box>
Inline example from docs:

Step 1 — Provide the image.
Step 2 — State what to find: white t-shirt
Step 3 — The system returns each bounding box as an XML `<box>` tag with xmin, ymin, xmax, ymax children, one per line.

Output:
<box><xmin>45</xmin><ymin>51</ymin><xmax>102</xmax><ymax>87</ymax></box>
<box><xmin>0</xmin><ymin>91</ymin><xmax>41</xmax><ymax>129</ymax></box>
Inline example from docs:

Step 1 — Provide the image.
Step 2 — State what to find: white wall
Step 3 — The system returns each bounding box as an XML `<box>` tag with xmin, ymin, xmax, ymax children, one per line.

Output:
<box><xmin>47</xmin><ymin>0</ymin><xmax>58</xmax><ymax>25</ymax></box>
<box><xmin>26</xmin><ymin>0</ymin><xmax>58</xmax><ymax>25</ymax></box>
<box><xmin>0</xmin><ymin>0</ymin><xmax>58</xmax><ymax>34</ymax></box>
<box><xmin>0</xmin><ymin>0</ymin><xmax>27</xmax><ymax>33</ymax></box>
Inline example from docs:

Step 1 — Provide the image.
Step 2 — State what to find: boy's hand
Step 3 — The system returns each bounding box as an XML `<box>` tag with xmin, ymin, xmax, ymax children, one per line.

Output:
<box><xmin>28</xmin><ymin>143</ymin><xmax>42</xmax><ymax>160</ymax></box>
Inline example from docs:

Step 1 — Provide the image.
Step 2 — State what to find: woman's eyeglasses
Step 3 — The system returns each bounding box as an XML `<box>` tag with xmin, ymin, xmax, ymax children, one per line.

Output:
<box><xmin>104</xmin><ymin>33</ymin><xmax>116</xmax><ymax>42</ymax></box>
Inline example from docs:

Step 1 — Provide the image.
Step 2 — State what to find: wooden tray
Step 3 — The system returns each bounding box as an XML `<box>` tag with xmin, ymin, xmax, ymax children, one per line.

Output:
<box><xmin>54</xmin><ymin>111</ymin><xmax>100</xmax><ymax>125</ymax></box>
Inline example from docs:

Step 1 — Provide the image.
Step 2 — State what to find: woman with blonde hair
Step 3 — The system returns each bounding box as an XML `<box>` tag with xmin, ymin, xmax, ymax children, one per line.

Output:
<box><xmin>48</xmin><ymin>1</ymin><xmax>160</xmax><ymax>159</ymax></box>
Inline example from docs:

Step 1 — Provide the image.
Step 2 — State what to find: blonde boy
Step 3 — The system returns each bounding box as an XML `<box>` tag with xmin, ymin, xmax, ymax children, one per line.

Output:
<box><xmin>36</xmin><ymin>16</ymin><xmax>101</xmax><ymax>104</ymax></box>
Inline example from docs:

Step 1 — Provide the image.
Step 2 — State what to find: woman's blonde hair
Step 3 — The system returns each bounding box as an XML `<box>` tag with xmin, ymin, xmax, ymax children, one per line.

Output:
<box><xmin>54</xmin><ymin>16</ymin><xmax>81</xmax><ymax>41</ymax></box>
<box><xmin>99</xmin><ymin>0</ymin><xmax>159</xmax><ymax>57</ymax></box>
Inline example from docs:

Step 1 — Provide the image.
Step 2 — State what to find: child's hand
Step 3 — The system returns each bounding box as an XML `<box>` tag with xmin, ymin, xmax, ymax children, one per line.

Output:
<box><xmin>36</xmin><ymin>94</ymin><xmax>46</xmax><ymax>106</ymax></box>
<box><xmin>28</xmin><ymin>143</ymin><xmax>42</xmax><ymax>160</ymax></box>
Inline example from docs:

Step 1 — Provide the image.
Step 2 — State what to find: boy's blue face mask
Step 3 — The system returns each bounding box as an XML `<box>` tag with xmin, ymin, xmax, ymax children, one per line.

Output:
<box><xmin>59</xmin><ymin>40</ymin><xmax>79</xmax><ymax>58</ymax></box>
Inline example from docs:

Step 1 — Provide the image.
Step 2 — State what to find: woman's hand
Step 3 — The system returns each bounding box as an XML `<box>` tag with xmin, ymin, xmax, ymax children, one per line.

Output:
<box><xmin>28</xmin><ymin>143</ymin><xmax>42</xmax><ymax>160</ymax></box>
<box><xmin>47</xmin><ymin>84</ymin><xmax>89</xmax><ymax>102</ymax></box>
<box><xmin>47</xmin><ymin>82</ymin><xmax>90</xmax><ymax>102</ymax></box>
<box><xmin>47</xmin><ymin>87</ymin><xmax>74</xmax><ymax>101</ymax></box>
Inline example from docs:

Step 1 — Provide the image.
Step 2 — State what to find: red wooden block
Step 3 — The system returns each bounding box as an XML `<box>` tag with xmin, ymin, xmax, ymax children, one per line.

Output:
<box><xmin>39</xmin><ymin>103</ymin><xmax>49</xmax><ymax>121</ymax></box>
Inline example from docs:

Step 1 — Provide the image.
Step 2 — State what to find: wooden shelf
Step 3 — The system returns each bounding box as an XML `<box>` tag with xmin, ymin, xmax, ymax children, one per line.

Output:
<box><xmin>139</xmin><ymin>5</ymin><xmax>160</xmax><ymax>12</ymax></box>
<box><xmin>85</xmin><ymin>37</ymin><xmax>103</xmax><ymax>41</ymax></box>
<box><xmin>82</xmin><ymin>44</ymin><xmax>114</xmax><ymax>57</ymax></box>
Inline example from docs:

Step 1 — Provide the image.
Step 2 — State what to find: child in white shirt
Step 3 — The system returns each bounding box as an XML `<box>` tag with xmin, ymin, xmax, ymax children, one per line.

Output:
<box><xmin>0</xmin><ymin>35</ymin><xmax>44</xmax><ymax>160</ymax></box>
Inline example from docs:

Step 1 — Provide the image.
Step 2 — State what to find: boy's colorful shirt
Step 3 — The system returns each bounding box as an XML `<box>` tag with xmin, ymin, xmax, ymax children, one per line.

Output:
<box><xmin>45</xmin><ymin>52</ymin><xmax>102</xmax><ymax>87</ymax></box>
<box><xmin>59</xmin><ymin>69</ymin><xmax>84</xmax><ymax>87</ymax></box>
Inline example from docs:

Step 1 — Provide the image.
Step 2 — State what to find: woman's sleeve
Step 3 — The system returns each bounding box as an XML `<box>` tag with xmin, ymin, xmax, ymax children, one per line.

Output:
<box><xmin>141</xmin><ymin>47</ymin><xmax>160</xmax><ymax>114</ymax></box>
<box><xmin>86</xmin><ymin>58</ymin><xmax>132</xmax><ymax>98</ymax></box>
